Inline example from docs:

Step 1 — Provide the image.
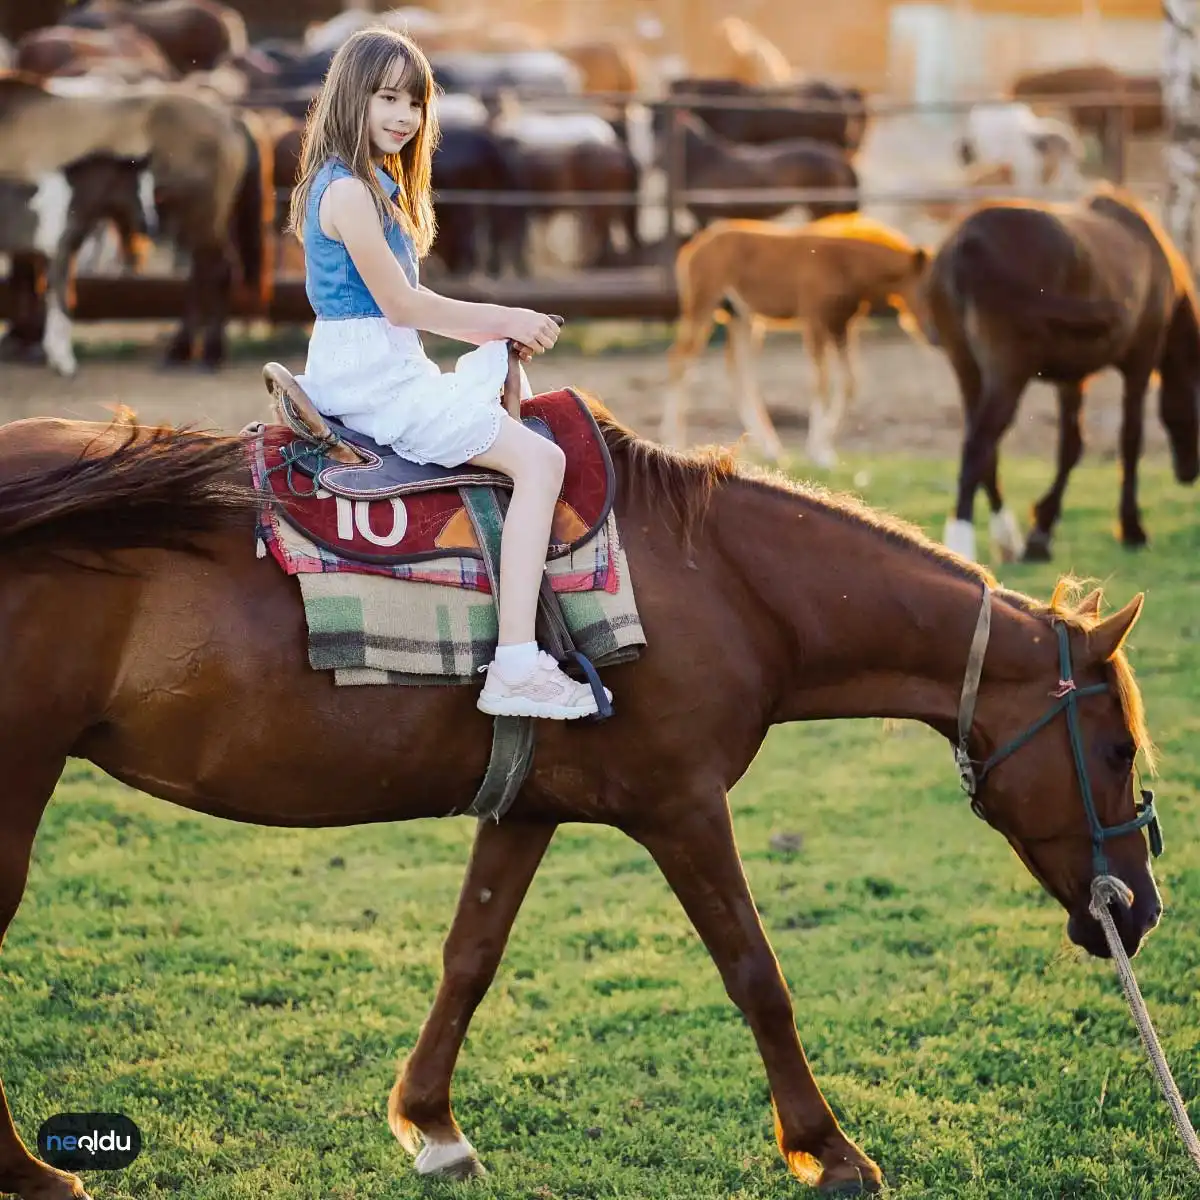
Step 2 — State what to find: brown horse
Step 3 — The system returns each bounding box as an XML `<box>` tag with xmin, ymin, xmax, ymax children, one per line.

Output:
<box><xmin>60</xmin><ymin>0</ymin><xmax>247</xmax><ymax>75</ymax></box>
<box><xmin>924</xmin><ymin>186</ymin><xmax>1200</xmax><ymax>564</ymax></box>
<box><xmin>658</xmin><ymin>111</ymin><xmax>859</xmax><ymax>230</ymax></box>
<box><xmin>0</xmin><ymin>151</ymin><xmax>155</xmax><ymax>374</ymax></box>
<box><xmin>14</xmin><ymin>24</ymin><xmax>174</xmax><ymax>82</ymax></box>
<box><xmin>0</xmin><ymin>73</ymin><xmax>272</xmax><ymax>366</ymax></box>
<box><xmin>0</xmin><ymin>403</ymin><xmax>1162</xmax><ymax>1198</ymax></box>
<box><xmin>1011</xmin><ymin>63</ymin><xmax>1163</xmax><ymax>139</ymax></box>
<box><xmin>662</xmin><ymin>215</ymin><xmax>932</xmax><ymax>464</ymax></box>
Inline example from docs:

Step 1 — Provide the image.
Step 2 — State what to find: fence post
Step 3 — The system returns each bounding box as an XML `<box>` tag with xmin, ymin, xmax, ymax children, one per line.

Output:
<box><xmin>1164</xmin><ymin>0</ymin><xmax>1200</xmax><ymax>266</ymax></box>
<box><xmin>662</xmin><ymin>101</ymin><xmax>686</xmax><ymax>272</ymax></box>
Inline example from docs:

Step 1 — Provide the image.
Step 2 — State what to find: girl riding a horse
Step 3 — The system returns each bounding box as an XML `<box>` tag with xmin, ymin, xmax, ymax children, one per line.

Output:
<box><xmin>288</xmin><ymin>26</ymin><xmax>608</xmax><ymax>720</ymax></box>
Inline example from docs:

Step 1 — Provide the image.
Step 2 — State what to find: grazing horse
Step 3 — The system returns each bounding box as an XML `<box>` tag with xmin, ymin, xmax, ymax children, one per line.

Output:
<box><xmin>660</xmin><ymin>111</ymin><xmax>858</xmax><ymax>230</ymax></box>
<box><xmin>925</xmin><ymin>187</ymin><xmax>1200</xmax><ymax>564</ymax></box>
<box><xmin>662</xmin><ymin>215</ymin><xmax>932</xmax><ymax>464</ymax></box>
<box><xmin>0</xmin><ymin>152</ymin><xmax>155</xmax><ymax>374</ymax></box>
<box><xmin>666</xmin><ymin>77</ymin><xmax>867</xmax><ymax>152</ymax></box>
<box><xmin>0</xmin><ymin>73</ymin><xmax>270</xmax><ymax>367</ymax></box>
<box><xmin>0</xmin><ymin>403</ymin><xmax>1164</xmax><ymax>1198</ymax></box>
<box><xmin>61</xmin><ymin>0</ymin><xmax>246</xmax><ymax>75</ymax></box>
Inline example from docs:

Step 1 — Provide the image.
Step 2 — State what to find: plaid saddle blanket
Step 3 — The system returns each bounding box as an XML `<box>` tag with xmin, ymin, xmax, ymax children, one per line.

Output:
<box><xmin>246</xmin><ymin>414</ymin><xmax>646</xmax><ymax>688</ymax></box>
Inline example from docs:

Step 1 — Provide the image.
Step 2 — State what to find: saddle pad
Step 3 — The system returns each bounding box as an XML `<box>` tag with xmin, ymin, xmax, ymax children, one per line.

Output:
<box><xmin>298</xmin><ymin>539</ymin><xmax>645</xmax><ymax>684</ymax></box>
<box><xmin>252</xmin><ymin>388</ymin><xmax>615</xmax><ymax>567</ymax></box>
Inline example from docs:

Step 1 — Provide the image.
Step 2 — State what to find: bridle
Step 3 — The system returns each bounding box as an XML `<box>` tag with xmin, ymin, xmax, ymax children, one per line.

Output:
<box><xmin>954</xmin><ymin>586</ymin><xmax>1163</xmax><ymax>878</ymax></box>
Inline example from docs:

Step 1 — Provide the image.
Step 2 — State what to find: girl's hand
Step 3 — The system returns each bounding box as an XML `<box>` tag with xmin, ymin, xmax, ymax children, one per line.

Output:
<box><xmin>503</xmin><ymin>309</ymin><xmax>560</xmax><ymax>353</ymax></box>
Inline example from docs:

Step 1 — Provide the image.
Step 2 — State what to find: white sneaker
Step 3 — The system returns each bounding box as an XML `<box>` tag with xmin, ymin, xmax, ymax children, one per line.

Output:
<box><xmin>477</xmin><ymin>651</ymin><xmax>612</xmax><ymax>720</ymax></box>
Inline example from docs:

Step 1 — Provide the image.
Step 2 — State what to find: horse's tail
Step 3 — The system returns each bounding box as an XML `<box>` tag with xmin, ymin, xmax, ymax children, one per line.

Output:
<box><xmin>952</xmin><ymin>229</ymin><xmax>1119</xmax><ymax>334</ymax></box>
<box><xmin>0</xmin><ymin>418</ymin><xmax>259</xmax><ymax>559</ymax></box>
<box><xmin>231</xmin><ymin>111</ymin><xmax>274</xmax><ymax>315</ymax></box>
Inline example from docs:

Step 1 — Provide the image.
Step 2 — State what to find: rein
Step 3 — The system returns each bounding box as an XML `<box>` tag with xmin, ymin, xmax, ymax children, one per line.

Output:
<box><xmin>953</xmin><ymin>586</ymin><xmax>1199</xmax><ymax>1174</ymax></box>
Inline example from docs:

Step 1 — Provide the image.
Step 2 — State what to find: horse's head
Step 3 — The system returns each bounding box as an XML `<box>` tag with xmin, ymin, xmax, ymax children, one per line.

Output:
<box><xmin>889</xmin><ymin>246</ymin><xmax>938</xmax><ymax>344</ymax></box>
<box><xmin>961</xmin><ymin>586</ymin><xmax>1161</xmax><ymax>960</ymax></box>
<box><xmin>1158</xmin><ymin>295</ymin><xmax>1200</xmax><ymax>484</ymax></box>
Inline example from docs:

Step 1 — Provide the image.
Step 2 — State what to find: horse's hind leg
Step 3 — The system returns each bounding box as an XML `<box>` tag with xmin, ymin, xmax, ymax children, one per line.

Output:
<box><xmin>803</xmin><ymin>324</ymin><xmax>836</xmax><ymax>469</ymax></box>
<box><xmin>0</xmin><ymin>756</ymin><xmax>91</xmax><ymax>1200</ymax></box>
<box><xmin>389</xmin><ymin>817</ymin><xmax>556</xmax><ymax>1180</ymax></box>
<box><xmin>633</xmin><ymin>798</ymin><xmax>882</xmax><ymax>1194</ymax></box>
<box><xmin>1023</xmin><ymin>381</ymin><xmax>1085</xmax><ymax>561</ymax></box>
<box><xmin>945</xmin><ymin>350</ymin><xmax>1024</xmax><ymax>562</ymax></box>
<box><xmin>199</xmin><ymin>245</ymin><xmax>234</xmax><ymax>370</ymax></box>
<box><xmin>660</xmin><ymin>306</ymin><xmax>715</xmax><ymax>450</ymax></box>
<box><xmin>728</xmin><ymin>311</ymin><xmax>784</xmax><ymax>462</ymax></box>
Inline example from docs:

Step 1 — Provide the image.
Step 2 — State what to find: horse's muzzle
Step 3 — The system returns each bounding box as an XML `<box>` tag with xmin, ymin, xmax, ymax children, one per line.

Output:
<box><xmin>1067</xmin><ymin>887</ymin><xmax>1161</xmax><ymax>959</ymax></box>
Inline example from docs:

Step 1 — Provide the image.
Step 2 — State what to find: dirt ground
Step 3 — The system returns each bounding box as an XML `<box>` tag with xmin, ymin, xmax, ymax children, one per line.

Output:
<box><xmin>0</xmin><ymin>321</ymin><xmax>1172</xmax><ymax>468</ymax></box>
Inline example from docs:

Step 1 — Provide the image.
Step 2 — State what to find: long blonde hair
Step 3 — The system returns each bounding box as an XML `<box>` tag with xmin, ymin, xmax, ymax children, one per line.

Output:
<box><xmin>288</xmin><ymin>27</ymin><xmax>439</xmax><ymax>256</ymax></box>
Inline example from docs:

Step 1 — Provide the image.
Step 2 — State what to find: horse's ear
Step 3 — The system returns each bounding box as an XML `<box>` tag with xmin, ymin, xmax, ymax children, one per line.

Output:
<box><xmin>1087</xmin><ymin>593</ymin><xmax>1144</xmax><ymax>662</ymax></box>
<box><xmin>1076</xmin><ymin>587</ymin><xmax>1104</xmax><ymax>618</ymax></box>
<box><xmin>912</xmin><ymin>247</ymin><xmax>929</xmax><ymax>269</ymax></box>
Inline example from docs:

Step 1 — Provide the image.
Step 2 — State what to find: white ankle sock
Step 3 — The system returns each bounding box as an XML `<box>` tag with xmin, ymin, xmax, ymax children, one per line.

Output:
<box><xmin>494</xmin><ymin>640</ymin><xmax>539</xmax><ymax>682</ymax></box>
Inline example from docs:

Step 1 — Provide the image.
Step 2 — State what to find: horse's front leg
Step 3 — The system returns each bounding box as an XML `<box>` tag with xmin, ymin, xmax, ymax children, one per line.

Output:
<box><xmin>1117</xmin><ymin>367</ymin><xmax>1152</xmax><ymax>547</ymax></box>
<box><xmin>1024</xmin><ymin>381</ymin><xmax>1085</xmax><ymax>561</ymax></box>
<box><xmin>389</xmin><ymin>816</ymin><xmax>557</xmax><ymax>1180</ymax></box>
<box><xmin>634</xmin><ymin>801</ymin><xmax>882</xmax><ymax>1194</ymax></box>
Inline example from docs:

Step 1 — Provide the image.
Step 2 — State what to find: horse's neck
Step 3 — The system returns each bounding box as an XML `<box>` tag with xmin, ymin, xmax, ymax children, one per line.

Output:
<box><xmin>715</xmin><ymin>480</ymin><xmax>1045</xmax><ymax>730</ymax></box>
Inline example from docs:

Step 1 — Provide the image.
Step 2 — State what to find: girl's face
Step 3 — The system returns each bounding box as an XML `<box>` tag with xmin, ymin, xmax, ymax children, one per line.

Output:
<box><xmin>367</xmin><ymin>63</ymin><xmax>422</xmax><ymax>158</ymax></box>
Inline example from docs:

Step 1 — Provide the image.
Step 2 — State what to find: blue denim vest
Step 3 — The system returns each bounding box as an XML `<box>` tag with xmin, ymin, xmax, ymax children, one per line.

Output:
<box><xmin>304</xmin><ymin>158</ymin><xmax>419</xmax><ymax>320</ymax></box>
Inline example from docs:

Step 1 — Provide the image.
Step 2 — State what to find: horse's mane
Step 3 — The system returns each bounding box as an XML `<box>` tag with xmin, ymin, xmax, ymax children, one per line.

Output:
<box><xmin>591</xmin><ymin>398</ymin><xmax>1153</xmax><ymax>764</ymax></box>
<box><xmin>806</xmin><ymin>213</ymin><xmax>917</xmax><ymax>255</ymax></box>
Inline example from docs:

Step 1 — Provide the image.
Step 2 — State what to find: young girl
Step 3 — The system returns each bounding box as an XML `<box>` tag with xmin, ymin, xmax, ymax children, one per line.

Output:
<box><xmin>289</xmin><ymin>26</ymin><xmax>610</xmax><ymax>721</ymax></box>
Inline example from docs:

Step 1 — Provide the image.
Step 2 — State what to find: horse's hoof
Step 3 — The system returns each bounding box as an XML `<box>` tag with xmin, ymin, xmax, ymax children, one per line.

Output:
<box><xmin>1121</xmin><ymin>530</ymin><xmax>1149</xmax><ymax>550</ymax></box>
<box><xmin>1021</xmin><ymin>531</ymin><xmax>1053</xmax><ymax>562</ymax></box>
<box><xmin>414</xmin><ymin>1137</ymin><xmax>486</xmax><ymax>1180</ymax></box>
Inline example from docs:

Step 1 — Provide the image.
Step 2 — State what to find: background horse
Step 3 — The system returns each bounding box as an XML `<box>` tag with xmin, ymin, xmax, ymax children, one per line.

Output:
<box><xmin>60</xmin><ymin>0</ymin><xmax>246</xmax><ymax>74</ymax></box>
<box><xmin>0</xmin><ymin>151</ymin><xmax>154</xmax><ymax>374</ymax></box>
<box><xmin>662</xmin><ymin>215</ymin><xmax>932</xmax><ymax>464</ymax></box>
<box><xmin>0</xmin><ymin>73</ymin><xmax>271</xmax><ymax>367</ymax></box>
<box><xmin>666</xmin><ymin>77</ymin><xmax>867</xmax><ymax>151</ymax></box>
<box><xmin>0</xmin><ymin>404</ymin><xmax>1159</xmax><ymax>1199</ymax></box>
<box><xmin>659</xmin><ymin>111</ymin><xmax>859</xmax><ymax>229</ymax></box>
<box><xmin>924</xmin><ymin>187</ymin><xmax>1200</xmax><ymax>564</ymax></box>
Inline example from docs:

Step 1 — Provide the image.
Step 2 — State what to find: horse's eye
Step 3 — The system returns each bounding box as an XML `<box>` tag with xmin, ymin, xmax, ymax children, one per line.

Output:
<box><xmin>1107</xmin><ymin>739</ymin><xmax>1137</xmax><ymax>771</ymax></box>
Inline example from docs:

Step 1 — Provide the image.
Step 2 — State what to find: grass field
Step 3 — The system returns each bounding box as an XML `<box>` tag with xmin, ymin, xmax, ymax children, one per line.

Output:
<box><xmin>3</xmin><ymin>452</ymin><xmax>1198</xmax><ymax>1200</ymax></box>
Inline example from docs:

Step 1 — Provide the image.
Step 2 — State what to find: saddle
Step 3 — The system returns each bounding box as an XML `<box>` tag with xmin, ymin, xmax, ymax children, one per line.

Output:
<box><xmin>260</xmin><ymin>362</ymin><xmax>615</xmax><ymax>567</ymax></box>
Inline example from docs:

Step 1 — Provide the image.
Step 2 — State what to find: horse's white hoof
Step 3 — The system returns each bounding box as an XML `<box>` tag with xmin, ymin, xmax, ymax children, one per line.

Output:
<box><xmin>944</xmin><ymin>518</ymin><xmax>977</xmax><ymax>562</ymax></box>
<box><xmin>414</xmin><ymin>1135</ymin><xmax>486</xmax><ymax>1179</ymax></box>
<box><xmin>989</xmin><ymin>507</ymin><xmax>1024</xmax><ymax>562</ymax></box>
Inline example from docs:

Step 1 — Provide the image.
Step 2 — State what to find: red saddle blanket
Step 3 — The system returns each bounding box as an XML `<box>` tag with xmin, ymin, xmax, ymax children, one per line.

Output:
<box><xmin>249</xmin><ymin>389</ymin><xmax>615</xmax><ymax>567</ymax></box>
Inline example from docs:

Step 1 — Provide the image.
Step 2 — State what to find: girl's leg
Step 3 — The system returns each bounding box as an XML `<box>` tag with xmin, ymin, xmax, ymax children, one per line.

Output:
<box><xmin>468</xmin><ymin>414</ymin><xmax>609</xmax><ymax>719</ymax></box>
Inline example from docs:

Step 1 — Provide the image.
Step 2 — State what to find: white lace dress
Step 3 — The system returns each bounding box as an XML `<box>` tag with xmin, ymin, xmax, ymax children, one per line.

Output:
<box><xmin>298</xmin><ymin>321</ymin><xmax>531</xmax><ymax>467</ymax></box>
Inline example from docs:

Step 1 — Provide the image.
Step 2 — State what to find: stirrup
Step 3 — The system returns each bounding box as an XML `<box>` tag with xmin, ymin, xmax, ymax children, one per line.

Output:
<box><xmin>261</xmin><ymin>361</ymin><xmax>365</xmax><ymax>466</ymax></box>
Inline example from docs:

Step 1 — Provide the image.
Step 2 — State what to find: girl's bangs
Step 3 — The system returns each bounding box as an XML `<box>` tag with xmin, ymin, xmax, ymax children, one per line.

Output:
<box><xmin>376</xmin><ymin>47</ymin><xmax>433</xmax><ymax>103</ymax></box>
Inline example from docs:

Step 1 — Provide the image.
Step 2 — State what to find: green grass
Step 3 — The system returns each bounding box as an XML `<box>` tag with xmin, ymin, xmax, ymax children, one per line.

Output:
<box><xmin>3</xmin><ymin>452</ymin><xmax>1199</xmax><ymax>1199</ymax></box>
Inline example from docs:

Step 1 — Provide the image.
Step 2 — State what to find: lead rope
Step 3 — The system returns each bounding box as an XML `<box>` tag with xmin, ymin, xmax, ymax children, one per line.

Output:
<box><xmin>1089</xmin><ymin>875</ymin><xmax>1200</xmax><ymax>1171</ymax></box>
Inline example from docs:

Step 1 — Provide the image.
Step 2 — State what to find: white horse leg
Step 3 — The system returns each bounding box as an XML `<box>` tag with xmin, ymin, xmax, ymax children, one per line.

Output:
<box><xmin>729</xmin><ymin>314</ymin><xmax>783</xmax><ymax>462</ymax></box>
<box><xmin>804</xmin><ymin>327</ymin><xmax>837</xmax><ymax>469</ymax></box>
<box><xmin>30</xmin><ymin>171</ymin><xmax>78</xmax><ymax>376</ymax></box>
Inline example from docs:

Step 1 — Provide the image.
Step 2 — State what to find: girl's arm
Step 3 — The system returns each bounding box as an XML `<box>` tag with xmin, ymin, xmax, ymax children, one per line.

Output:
<box><xmin>417</xmin><ymin>285</ymin><xmax>489</xmax><ymax>346</ymax></box>
<box><xmin>326</xmin><ymin>177</ymin><xmax>556</xmax><ymax>350</ymax></box>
